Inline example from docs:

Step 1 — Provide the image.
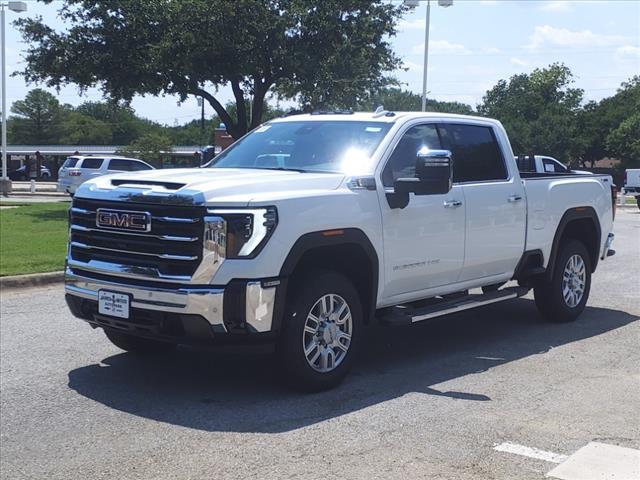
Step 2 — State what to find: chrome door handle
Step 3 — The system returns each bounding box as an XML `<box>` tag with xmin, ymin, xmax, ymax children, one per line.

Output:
<box><xmin>508</xmin><ymin>195</ymin><xmax>523</xmax><ymax>203</ymax></box>
<box><xmin>443</xmin><ymin>199</ymin><xmax>463</xmax><ymax>208</ymax></box>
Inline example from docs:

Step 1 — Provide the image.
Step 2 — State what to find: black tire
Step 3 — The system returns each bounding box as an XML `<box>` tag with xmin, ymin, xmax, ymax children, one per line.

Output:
<box><xmin>534</xmin><ymin>239</ymin><xmax>591</xmax><ymax>323</ymax></box>
<box><xmin>277</xmin><ymin>270</ymin><xmax>362</xmax><ymax>392</ymax></box>
<box><xmin>636</xmin><ymin>197</ymin><xmax>640</xmax><ymax>210</ymax></box>
<box><xmin>104</xmin><ymin>329</ymin><xmax>176</xmax><ymax>354</ymax></box>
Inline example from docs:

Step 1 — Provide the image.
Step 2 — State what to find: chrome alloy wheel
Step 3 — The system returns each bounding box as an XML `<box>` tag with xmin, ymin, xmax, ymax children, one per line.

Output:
<box><xmin>562</xmin><ymin>254</ymin><xmax>586</xmax><ymax>308</ymax></box>
<box><xmin>302</xmin><ymin>293</ymin><xmax>353</xmax><ymax>373</ymax></box>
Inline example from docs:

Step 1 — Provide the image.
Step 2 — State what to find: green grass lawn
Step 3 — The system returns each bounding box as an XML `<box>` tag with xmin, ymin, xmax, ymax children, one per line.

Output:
<box><xmin>0</xmin><ymin>203</ymin><xmax>69</xmax><ymax>276</ymax></box>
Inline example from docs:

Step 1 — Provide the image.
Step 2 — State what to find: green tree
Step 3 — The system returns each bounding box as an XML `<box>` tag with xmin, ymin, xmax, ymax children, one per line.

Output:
<box><xmin>9</xmin><ymin>88</ymin><xmax>62</xmax><ymax>143</ymax></box>
<box><xmin>358</xmin><ymin>87</ymin><xmax>474</xmax><ymax>114</ymax></box>
<box><xmin>16</xmin><ymin>0</ymin><xmax>406</xmax><ymax>140</ymax></box>
<box><xmin>478</xmin><ymin>63</ymin><xmax>584</xmax><ymax>164</ymax></box>
<box><xmin>117</xmin><ymin>133</ymin><xmax>173</xmax><ymax>167</ymax></box>
<box><xmin>606</xmin><ymin>113</ymin><xmax>640</xmax><ymax>168</ymax></box>
<box><xmin>59</xmin><ymin>111</ymin><xmax>113</xmax><ymax>145</ymax></box>
<box><xmin>576</xmin><ymin>76</ymin><xmax>640</xmax><ymax>167</ymax></box>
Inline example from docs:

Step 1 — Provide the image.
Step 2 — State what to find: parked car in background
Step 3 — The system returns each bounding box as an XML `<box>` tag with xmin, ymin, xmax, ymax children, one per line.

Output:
<box><xmin>515</xmin><ymin>155</ymin><xmax>592</xmax><ymax>175</ymax></box>
<box><xmin>8</xmin><ymin>165</ymin><xmax>52</xmax><ymax>181</ymax></box>
<box><xmin>623</xmin><ymin>168</ymin><xmax>640</xmax><ymax>209</ymax></box>
<box><xmin>57</xmin><ymin>156</ymin><xmax>154</xmax><ymax>195</ymax></box>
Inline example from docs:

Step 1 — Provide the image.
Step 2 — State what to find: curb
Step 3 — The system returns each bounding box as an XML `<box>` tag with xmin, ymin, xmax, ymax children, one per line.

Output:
<box><xmin>0</xmin><ymin>271</ymin><xmax>65</xmax><ymax>290</ymax></box>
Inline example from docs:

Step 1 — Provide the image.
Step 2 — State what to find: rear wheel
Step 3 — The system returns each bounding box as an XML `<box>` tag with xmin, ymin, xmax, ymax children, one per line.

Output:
<box><xmin>277</xmin><ymin>271</ymin><xmax>362</xmax><ymax>392</ymax></box>
<box><xmin>534</xmin><ymin>239</ymin><xmax>591</xmax><ymax>323</ymax></box>
<box><xmin>104</xmin><ymin>329</ymin><xmax>176</xmax><ymax>354</ymax></box>
<box><xmin>636</xmin><ymin>196</ymin><xmax>640</xmax><ymax>210</ymax></box>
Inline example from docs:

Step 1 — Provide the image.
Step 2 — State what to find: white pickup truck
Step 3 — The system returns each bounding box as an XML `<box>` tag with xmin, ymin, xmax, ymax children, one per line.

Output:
<box><xmin>65</xmin><ymin>112</ymin><xmax>616</xmax><ymax>390</ymax></box>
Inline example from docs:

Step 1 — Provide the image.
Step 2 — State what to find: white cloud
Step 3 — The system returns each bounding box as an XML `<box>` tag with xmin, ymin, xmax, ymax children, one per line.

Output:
<box><xmin>510</xmin><ymin>57</ymin><xmax>529</xmax><ymax>67</ymax></box>
<box><xmin>398</xmin><ymin>18</ymin><xmax>425</xmax><ymax>30</ymax></box>
<box><xmin>402</xmin><ymin>60</ymin><xmax>423</xmax><ymax>70</ymax></box>
<box><xmin>616</xmin><ymin>45</ymin><xmax>640</xmax><ymax>58</ymax></box>
<box><xmin>483</xmin><ymin>47</ymin><xmax>501</xmax><ymax>54</ymax></box>
<box><xmin>412</xmin><ymin>40</ymin><xmax>471</xmax><ymax>55</ymax></box>
<box><xmin>540</xmin><ymin>1</ymin><xmax>572</xmax><ymax>12</ymax></box>
<box><xmin>526</xmin><ymin>25</ymin><xmax>629</xmax><ymax>49</ymax></box>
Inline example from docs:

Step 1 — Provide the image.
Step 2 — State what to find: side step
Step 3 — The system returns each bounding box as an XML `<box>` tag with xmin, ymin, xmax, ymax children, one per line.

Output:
<box><xmin>378</xmin><ymin>286</ymin><xmax>529</xmax><ymax>326</ymax></box>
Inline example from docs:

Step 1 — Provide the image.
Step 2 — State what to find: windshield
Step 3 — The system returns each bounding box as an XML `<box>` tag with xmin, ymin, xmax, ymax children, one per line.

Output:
<box><xmin>209</xmin><ymin>121</ymin><xmax>392</xmax><ymax>174</ymax></box>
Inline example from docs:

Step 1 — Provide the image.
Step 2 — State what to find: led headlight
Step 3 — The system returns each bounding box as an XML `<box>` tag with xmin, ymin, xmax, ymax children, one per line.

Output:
<box><xmin>207</xmin><ymin>207</ymin><xmax>277</xmax><ymax>258</ymax></box>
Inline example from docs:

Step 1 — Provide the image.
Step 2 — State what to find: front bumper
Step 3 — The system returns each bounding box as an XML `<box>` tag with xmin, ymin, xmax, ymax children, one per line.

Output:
<box><xmin>65</xmin><ymin>269</ymin><xmax>280</xmax><ymax>343</ymax></box>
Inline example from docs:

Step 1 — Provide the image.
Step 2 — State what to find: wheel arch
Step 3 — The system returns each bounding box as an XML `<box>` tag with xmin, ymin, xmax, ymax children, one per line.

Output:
<box><xmin>547</xmin><ymin>207</ymin><xmax>601</xmax><ymax>280</ymax></box>
<box><xmin>279</xmin><ymin>229</ymin><xmax>379</xmax><ymax>323</ymax></box>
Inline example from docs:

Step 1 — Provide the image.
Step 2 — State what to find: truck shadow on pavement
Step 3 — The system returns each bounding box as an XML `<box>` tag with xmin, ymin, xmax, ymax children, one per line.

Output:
<box><xmin>67</xmin><ymin>298</ymin><xmax>637</xmax><ymax>433</ymax></box>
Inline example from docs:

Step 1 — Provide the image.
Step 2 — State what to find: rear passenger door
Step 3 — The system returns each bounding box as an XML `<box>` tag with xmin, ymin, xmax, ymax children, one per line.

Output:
<box><xmin>440</xmin><ymin>122</ymin><xmax>526</xmax><ymax>282</ymax></box>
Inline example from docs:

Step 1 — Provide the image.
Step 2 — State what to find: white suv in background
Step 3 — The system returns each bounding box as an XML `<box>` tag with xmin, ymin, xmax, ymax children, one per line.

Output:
<box><xmin>57</xmin><ymin>156</ymin><xmax>154</xmax><ymax>195</ymax></box>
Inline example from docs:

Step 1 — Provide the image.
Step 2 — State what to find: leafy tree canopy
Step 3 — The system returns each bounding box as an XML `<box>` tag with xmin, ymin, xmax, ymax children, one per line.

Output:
<box><xmin>478</xmin><ymin>63</ymin><xmax>584</xmax><ymax>164</ymax></box>
<box><xmin>358</xmin><ymin>87</ymin><xmax>474</xmax><ymax>114</ymax></box>
<box><xmin>117</xmin><ymin>133</ymin><xmax>173</xmax><ymax>167</ymax></box>
<box><xmin>16</xmin><ymin>0</ymin><xmax>407</xmax><ymax>139</ymax></box>
<box><xmin>9</xmin><ymin>88</ymin><xmax>63</xmax><ymax>143</ymax></box>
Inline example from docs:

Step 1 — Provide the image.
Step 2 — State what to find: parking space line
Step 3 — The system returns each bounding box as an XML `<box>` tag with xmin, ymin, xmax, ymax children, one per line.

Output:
<box><xmin>494</xmin><ymin>442</ymin><xmax>569</xmax><ymax>464</ymax></box>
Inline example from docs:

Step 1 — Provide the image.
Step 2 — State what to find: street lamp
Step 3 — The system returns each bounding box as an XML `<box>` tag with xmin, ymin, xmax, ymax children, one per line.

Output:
<box><xmin>1</xmin><ymin>1</ymin><xmax>27</xmax><ymax>196</ymax></box>
<box><xmin>403</xmin><ymin>0</ymin><xmax>453</xmax><ymax>112</ymax></box>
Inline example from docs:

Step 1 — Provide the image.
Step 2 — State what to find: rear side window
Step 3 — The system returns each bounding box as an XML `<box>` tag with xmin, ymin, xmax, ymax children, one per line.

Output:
<box><xmin>130</xmin><ymin>161</ymin><xmax>152</xmax><ymax>171</ymax></box>
<box><xmin>109</xmin><ymin>159</ymin><xmax>153</xmax><ymax>171</ymax></box>
<box><xmin>62</xmin><ymin>157</ymin><xmax>79</xmax><ymax>168</ymax></box>
<box><xmin>80</xmin><ymin>158</ymin><xmax>104</xmax><ymax>169</ymax></box>
<box><xmin>440</xmin><ymin>124</ymin><xmax>508</xmax><ymax>183</ymax></box>
<box><xmin>543</xmin><ymin>158</ymin><xmax>566</xmax><ymax>173</ymax></box>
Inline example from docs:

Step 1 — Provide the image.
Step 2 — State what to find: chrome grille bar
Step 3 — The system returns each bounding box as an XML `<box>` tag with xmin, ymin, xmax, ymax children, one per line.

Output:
<box><xmin>70</xmin><ymin>225</ymin><xmax>198</xmax><ymax>242</ymax></box>
<box><xmin>70</xmin><ymin>241</ymin><xmax>198</xmax><ymax>261</ymax></box>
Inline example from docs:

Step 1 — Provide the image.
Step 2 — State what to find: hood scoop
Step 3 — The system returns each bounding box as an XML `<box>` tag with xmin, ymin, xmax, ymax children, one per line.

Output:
<box><xmin>110</xmin><ymin>179</ymin><xmax>186</xmax><ymax>190</ymax></box>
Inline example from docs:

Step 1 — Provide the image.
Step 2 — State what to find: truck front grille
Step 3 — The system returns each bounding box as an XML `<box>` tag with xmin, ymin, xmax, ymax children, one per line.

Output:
<box><xmin>68</xmin><ymin>198</ymin><xmax>206</xmax><ymax>280</ymax></box>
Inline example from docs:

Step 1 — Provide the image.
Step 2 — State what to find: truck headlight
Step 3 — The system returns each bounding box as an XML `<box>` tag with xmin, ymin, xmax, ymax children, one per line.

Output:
<box><xmin>207</xmin><ymin>207</ymin><xmax>277</xmax><ymax>258</ymax></box>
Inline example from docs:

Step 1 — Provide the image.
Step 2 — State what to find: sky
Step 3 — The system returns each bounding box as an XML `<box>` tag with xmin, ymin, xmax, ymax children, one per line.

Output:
<box><xmin>2</xmin><ymin>0</ymin><xmax>639</xmax><ymax>126</ymax></box>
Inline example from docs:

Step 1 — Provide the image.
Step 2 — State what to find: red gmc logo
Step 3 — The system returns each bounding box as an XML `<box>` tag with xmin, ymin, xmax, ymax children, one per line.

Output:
<box><xmin>96</xmin><ymin>209</ymin><xmax>151</xmax><ymax>232</ymax></box>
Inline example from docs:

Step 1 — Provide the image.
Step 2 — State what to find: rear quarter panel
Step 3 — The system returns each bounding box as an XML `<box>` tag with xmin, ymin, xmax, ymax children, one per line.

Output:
<box><xmin>524</xmin><ymin>175</ymin><xmax>614</xmax><ymax>267</ymax></box>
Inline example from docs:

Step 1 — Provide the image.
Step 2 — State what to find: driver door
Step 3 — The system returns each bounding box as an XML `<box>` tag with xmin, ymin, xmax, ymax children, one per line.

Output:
<box><xmin>378</xmin><ymin>123</ymin><xmax>465</xmax><ymax>301</ymax></box>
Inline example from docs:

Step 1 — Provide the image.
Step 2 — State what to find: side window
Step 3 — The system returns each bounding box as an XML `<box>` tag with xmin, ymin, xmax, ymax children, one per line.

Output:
<box><xmin>542</xmin><ymin>159</ymin><xmax>556</xmax><ymax>173</ymax></box>
<box><xmin>80</xmin><ymin>158</ymin><xmax>104</xmax><ymax>169</ymax></box>
<box><xmin>382</xmin><ymin>124</ymin><xmax>442</xmax><ymax>187</ymax></box>
<box><xmin>440</xmin><ymin>124</ymin><xmax>508</xmax><ymax>183</ymax></box>
<box><xmin>130</xmin><ymin>161</ymin><xmax>152</xmax><ymax>171</ymax></box>
<box><xmin>108</xmin><ymin>159</ymin><xmax>136</xmax><ymax>171</ymax></box>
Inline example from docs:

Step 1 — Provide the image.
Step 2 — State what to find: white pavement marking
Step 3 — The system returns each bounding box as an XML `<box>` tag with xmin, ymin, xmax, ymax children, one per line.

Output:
<box><xmin>546</xmin><ymin>442</ymin><xmax>640</xmax><ymax>480</ymax></box>
<box><xmin>494</xmin><ymin>442</ymin><xmax>569</xmax><ymax>464</ymax></box>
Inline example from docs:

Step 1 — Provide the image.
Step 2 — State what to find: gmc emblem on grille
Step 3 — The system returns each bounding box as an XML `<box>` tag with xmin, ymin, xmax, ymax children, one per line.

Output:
<box><xmin>96</xmin><ymin>209</ymin><xmax>151</xmax><ymax>232</ymax></box>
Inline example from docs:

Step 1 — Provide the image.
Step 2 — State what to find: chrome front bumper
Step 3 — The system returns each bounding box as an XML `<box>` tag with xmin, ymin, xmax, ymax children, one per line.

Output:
<box><xmin>65</xmin><ymin>269</ymin><xmax>277</xmax><ymax>334</ymax></box>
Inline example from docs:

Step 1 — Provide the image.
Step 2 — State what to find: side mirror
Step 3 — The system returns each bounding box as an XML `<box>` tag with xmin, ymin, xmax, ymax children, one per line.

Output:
<box><xmin>395</xmin><ymin>149</ymin><xmax>453</xmax><ymax>196</ymax></box>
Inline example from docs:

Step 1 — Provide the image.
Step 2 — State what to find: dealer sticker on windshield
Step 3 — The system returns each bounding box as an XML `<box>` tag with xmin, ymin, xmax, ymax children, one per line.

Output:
<box><xmin>98</xmin><ymin>290</ymin><xmax>130</xmax><ymax>319</ymax></box>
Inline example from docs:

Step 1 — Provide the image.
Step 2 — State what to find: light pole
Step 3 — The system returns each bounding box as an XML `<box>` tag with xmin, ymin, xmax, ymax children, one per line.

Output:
<box><xmin>403</xmin><ymin>0</ymin><xmax>453</xmax><ymax>112</ymax></box>
<box><xmin>1</xmin><ymin>1</ymin><xmax>27</xmax><ymax>196</ymax></box>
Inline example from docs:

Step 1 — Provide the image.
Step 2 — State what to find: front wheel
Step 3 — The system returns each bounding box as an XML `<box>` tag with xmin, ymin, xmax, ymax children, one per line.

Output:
<box><xmin>277</xmin><ymin>271</ymin><xmax>362</xmax><ymax>392</ymax></box>
<box><xmin>534</xmin><ymin>239</ymin><xmax>591</xmax><ymax>323</ymax></box>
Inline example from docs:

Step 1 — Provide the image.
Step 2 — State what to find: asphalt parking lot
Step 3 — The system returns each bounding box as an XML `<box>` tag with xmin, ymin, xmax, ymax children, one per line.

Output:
<box><xmin>1</xmin><ymin>208</ymin><xmax>638</xmax><ymax>479</ymax></box>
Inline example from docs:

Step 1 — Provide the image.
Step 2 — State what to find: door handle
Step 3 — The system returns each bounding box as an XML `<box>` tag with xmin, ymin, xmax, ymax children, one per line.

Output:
<box><xmin>443</xmin><ymin>199</ymin><xmax>463</xmax><ymax>208</ymax></box>
<box><xmin>508</xmin><ymin>195</ymin><xmax>523</xmax><ymax>203</ymax></box>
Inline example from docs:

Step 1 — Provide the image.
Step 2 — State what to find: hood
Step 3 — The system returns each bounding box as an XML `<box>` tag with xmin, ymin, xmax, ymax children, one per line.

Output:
<box><xmin>76</xmin><ymin>168</ymin><xmax>346</xmax><ymax>206</ymax></box>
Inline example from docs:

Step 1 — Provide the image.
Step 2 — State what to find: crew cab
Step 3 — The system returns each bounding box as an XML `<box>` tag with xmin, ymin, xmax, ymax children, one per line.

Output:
<box><xmin>64</xmin><ymin>112</ymin><xmax>616</xmax><ymax>390</ymax></box>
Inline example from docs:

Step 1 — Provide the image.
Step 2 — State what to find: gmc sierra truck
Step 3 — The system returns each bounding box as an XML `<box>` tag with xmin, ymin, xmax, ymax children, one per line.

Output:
<box><xmin>65</xmin><ymin>112</ymin><xmax>616</xmax><ymax>390</ymax></box>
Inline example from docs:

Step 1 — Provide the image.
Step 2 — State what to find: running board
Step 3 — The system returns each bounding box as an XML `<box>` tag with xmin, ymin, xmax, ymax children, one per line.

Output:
<box><xmin>378</xmin><ymin>286</ymin><xmax>529</xmax><ymax>326</ymax></box>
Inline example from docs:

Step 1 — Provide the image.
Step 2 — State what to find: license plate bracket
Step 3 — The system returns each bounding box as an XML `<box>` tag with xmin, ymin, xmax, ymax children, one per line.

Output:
<box><xmin>98</xmin><ymin>290</ymin><xmax>131</xmax><ymax>319</ymax></box>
